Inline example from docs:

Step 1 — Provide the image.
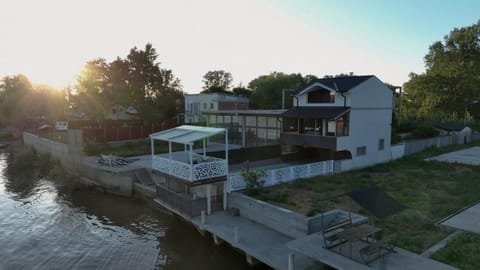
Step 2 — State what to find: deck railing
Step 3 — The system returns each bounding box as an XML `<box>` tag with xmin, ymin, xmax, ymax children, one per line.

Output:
<box><xmin>155</xmin><ymin>185</ymin><xmax>224</xmax><ymax>217</ymax></box>
<box><xmin>227</xmin><ymin>160</ymin><xmax>334</xmax><ymax>192</ymax></box>
<box><xmin>153</xmin><ymin>155</ymin><xmax>228</xmax><ymax>181</ymax></box>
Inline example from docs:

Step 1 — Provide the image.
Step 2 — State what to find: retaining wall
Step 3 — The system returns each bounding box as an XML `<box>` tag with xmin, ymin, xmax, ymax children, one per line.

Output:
<box><xmin>23</xmin><ymin>132</ymin><xmax>134</xmax><ymax>197</ymax></box>
<box><xmin>228</xmin><ymin>192</ymin><xmax>308</xmax><ymax>238</ymax></box>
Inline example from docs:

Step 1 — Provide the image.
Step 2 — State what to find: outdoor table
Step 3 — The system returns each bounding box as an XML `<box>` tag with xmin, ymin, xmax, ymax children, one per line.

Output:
<box><xmin>340</xmin><ymin>223</ymin><xmax>382</xmax><ymax>258</ymax></box>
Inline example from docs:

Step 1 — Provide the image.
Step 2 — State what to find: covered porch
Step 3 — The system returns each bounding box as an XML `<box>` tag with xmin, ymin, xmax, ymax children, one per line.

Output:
<box><xmin>150</xmin><ymin>125</ymin><xmax>229</xmax><ymax>182</ymax></box>
<box><xmin>150</xmin><ymin>125</ymin><xmax>229</xmax><ymax>217</ymax></box>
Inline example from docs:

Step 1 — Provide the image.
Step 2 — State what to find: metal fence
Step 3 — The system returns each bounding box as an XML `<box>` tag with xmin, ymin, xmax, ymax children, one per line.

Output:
<box><xmin>155</xmin><ymin>185</ymin><xmax>223</xmax><ymax>217</ymax></box>
<box><xmin>227</xmin><ymin>160</ymin><xmax>334</xmax><ymax>192</ymax></box>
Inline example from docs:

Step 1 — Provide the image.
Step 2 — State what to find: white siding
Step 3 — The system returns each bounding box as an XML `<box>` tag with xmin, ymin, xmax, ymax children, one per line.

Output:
<box><xmin>335</xmin><ymin>77</ymin><xmax>393</xmax><ymax>170</ymax></box>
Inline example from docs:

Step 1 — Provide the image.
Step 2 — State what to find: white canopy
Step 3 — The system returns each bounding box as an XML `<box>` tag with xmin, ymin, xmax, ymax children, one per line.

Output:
<box><xmin>150</xmin><ymin>125</ymin><xmax>225</xmax><ymax>144</ymax></box>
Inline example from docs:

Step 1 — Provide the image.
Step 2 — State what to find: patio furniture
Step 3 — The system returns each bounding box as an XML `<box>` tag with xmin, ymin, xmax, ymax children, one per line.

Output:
<box><xmin>359</xmin><ymin>233</ymin><xmax>396</xmax><ymax>264</ymax></box>
<box><xmin>339</xmin><ymin>223</ymin><xmax>382</xmax><ymax>257</ymax></box>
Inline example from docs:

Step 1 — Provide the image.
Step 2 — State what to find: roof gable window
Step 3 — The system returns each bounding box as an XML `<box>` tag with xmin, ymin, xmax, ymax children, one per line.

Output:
<box><xmin>307</xmin><ymin>89</ymin><xmax>335</xmax><ymax>103</ymax></box>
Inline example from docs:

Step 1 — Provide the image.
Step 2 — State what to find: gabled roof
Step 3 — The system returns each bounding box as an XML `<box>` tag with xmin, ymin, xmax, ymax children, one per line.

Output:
<box><xmin>150</xmin><ymin>125</ymin><xmax>225</xmax><ymax>144</ymax></box>
<box><xmin>433</xmin><ymin>123</ymin><xmax>470</xmax><ymax>132</ymax></box>
<box><xmin>281</xmin><ymin>106</ymin><xmax>350</xmax><ymax>119</ymax></box>
<box><xmin>293</xmin><ymin>75</ymin><xmax>375</xmax><ymax>95</ymax></box>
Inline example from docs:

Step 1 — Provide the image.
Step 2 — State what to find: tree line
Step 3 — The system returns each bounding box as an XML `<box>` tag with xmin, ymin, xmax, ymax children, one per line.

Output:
<box><xmin>402</xmin><ymin>20</ymin><xmax>480</xmax><ymax>125</ymax></box>
<box><xmin>2</xmin><ymin>20</ymin><xmax>479</xmax><ymax>128</ymax></box>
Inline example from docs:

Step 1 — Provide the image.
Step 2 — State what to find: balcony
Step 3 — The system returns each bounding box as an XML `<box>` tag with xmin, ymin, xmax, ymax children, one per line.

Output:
<box><xmin>153</xmin><ymin>153</ymin><xmax>228</xmax><ymax>182</ymax></box>
<box><xmin>281</xmin><ymin>132</ymin><xmax>337</xmax><ymax>150</ymax></box>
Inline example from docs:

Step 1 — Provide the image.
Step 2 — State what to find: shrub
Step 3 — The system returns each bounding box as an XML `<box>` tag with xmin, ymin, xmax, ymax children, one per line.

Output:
<box><xmin>406</xmin><ymin>125</ymin><xmax>439</xmax><ymax>140</ymax></box>
<box><xmin>241</xmin><ymin>164</ymin><xmax>266</xmax><ymax>196</ymax></box>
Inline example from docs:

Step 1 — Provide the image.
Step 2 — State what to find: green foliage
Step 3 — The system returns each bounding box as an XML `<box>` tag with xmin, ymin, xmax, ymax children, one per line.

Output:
<box><xmin>403</xmin><ymin>20</ymin><xmax>480</xmax><ymax>121</ymax></box>
<box><xmin>405</xmin><ymin>124</ymin><xmax>439</xmax><ymax>140</ymax></box>
<box><xmin>71</xmin><ymin>43</ymin><xmax>184</xmax><ymax>123</ymax></box>
<box><xmin>232</xmin><ymin>86</ymin><xmax>252</xmax><ymax>97</ymax></box>
<box><xmin>241</xmin><ymin>165</ymin><xmax>266</xmax><ymax>196</ymax></box>
<box><xmin>248</xmin><ymin>72</ymin><xmax>306</xmax><ymax>109</ymax></box>
<box><xmin>201</xmin><ymin>70</ymin><xmax>233</xmax><ymax>93</ymax></box>
<box><xmin>432</xmin><ymin>233</ymin><xmax>480</xmax><ymax>270</ymax></box>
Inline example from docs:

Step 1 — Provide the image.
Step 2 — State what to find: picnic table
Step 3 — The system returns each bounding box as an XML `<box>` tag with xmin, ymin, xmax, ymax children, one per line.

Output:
<box><xmin>339</xmin><ymin>223</ymin><xmax>382</xmax><ymax>258</ymax></box>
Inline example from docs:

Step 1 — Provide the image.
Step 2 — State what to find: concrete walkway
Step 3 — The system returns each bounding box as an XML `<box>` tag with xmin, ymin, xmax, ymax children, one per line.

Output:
<box><xmin>440</xmin><ymin>202</ymin><xmax>480</xmax><ymax>234</ymax></box>
<box><xmin>191</xmin><ymin>211</ymin><xmax>320</xmax><ymax>270</ymax></box>
<box><xmin>287</xmin><ymin>233</ymin><xmax>458</xmax><ymax>270</ymax></box>
<box><xmin>421</xmin><ymin>231</ymin><xmax>463</xmax><ymax>257</ymax></box>
<box><xmin>425</xmin><ymin>146</ymin><xmax>480</xmax><ymax>165</ymax></box>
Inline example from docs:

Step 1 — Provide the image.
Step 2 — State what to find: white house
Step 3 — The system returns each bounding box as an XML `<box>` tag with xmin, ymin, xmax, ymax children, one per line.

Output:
<box><xmin>433</xmin><ymin>123</ymin><xmax>473</xmax><ymax>144</ymax></box>
<box><xmin>184</xmin><ymin>93</ymin><xmax>249</xmax><ymax>123</ymax></box>
<box><xmin>281</xmin><ymin>75</ymin><xmax>393</xmax><ymax>171</ymax></box>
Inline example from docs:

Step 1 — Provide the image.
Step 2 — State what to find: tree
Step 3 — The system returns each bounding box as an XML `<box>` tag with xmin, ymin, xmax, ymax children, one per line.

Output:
<box><xmin>201</xmin><ymin>70</ymin><xmax>233</xmax><ymax>93</ymax></box>
<box><xmin>0</xmin><ymin>74</ymin><xmax>34</xmax><ymax>125</ymax></box>
<box><xmin>248</xmin><ymin>72</ymin><xmax>305</xmax><ymax>109</ymax></box>
<box><xmin>71</xmin><ymin>43</ymin><xmax>184</xmax><ymax>123</ymax></box>
<box><xmin>232</xmin><ymin>85</ymin><xmax>252</xmax><ymax>97</ymax></box>
<box><xmin>403</xmin><ymin>20</ymin><xmax>480</xmax><ymax>122</ymax></box>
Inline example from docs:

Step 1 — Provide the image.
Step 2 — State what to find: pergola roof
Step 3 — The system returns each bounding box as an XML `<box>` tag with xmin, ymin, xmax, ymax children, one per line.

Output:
<box><xmin>150</xmin><ymin>125</ymin><xmax>225</xmax><ymax>144</ymax></box>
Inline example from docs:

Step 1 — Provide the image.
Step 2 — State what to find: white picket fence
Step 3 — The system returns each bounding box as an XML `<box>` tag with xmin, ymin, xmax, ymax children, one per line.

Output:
<box><xmin>227</xmin><ymin>160</ymin><xmax>334</xmax><ymax>192</ymax></box>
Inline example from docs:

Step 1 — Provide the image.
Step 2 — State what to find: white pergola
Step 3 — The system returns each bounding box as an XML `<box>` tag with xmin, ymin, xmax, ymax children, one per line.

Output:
<box><xmin>149</xmin><ymin>125</ymin><xmax>229</xmax><ymax>182</ymax></box>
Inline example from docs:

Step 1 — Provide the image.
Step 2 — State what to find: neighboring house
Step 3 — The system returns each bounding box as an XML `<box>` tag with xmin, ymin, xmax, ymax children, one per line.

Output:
<box><xmin>281</xmin><ymin>75</ymin><xmax>393</xmax><ymax>170</ymax></box>
<box><xmin>433</xmin><ymin>123</ymin><xmax>472</xmax><ymax>144</ymax></box>
<box><xmin>184</xmin><ymin>93</ymin><xmax>249</xmax><ymax>123</ymax></box>
<box><xmin>107</xmin><ymin>104</ymin><xmax>139</xmax><ymax>120</ymax></box>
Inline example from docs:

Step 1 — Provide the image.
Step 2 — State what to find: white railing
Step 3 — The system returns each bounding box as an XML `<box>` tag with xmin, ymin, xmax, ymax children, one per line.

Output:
<box><xmin>152</xmin><ymin>155</ymin><xmax>228</xmax><ymax>181</ymax></box>
<box><xmin>227</xmin><ymin>160</ymin><xmax>334</xmax><ymax>192</ymax></box>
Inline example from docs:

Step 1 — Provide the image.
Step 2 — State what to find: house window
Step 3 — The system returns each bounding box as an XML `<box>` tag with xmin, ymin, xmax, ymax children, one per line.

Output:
<box><xmin>379</xmin><ymin>139</ymin><xmax>385</xmax><ymax>150</ymax></box>
<box><xmin>307</xmin><ymin>89</ymin><xmax>335</xmax><ymax>103</ymax></box>
<box><xmin>356</xmin><ymin>146</ymin><xmax>367</xmax><ymax>156</ymax></box>
<box><xmin>210</xmin><ymin>103</ymin><xmax>214</xmax><ymax>109</ymax></box>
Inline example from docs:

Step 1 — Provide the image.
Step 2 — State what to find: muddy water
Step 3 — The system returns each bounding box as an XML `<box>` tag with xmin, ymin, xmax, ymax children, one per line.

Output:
<box><xmin>0</xmin><ymin>150</ymin><xmax>262</xmax><ymax>270</ymax></box>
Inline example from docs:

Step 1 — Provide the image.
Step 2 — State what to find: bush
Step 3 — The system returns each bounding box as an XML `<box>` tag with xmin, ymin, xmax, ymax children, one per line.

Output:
<box><xmin>241</xmin><ymin>165</ymin><xmax>266</xmax><ymax>196</ymax></box>
<box><xmin>408</xmin><ymin>125</ymin><xmax>439</xmax><ymax>139</ymax></box>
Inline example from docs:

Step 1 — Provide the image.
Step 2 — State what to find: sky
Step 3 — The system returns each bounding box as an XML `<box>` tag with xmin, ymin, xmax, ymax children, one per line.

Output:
<box><xmin>0</xmin><ymin>0</ymin><xmax>479</xmax><ymax>93</ymax></box>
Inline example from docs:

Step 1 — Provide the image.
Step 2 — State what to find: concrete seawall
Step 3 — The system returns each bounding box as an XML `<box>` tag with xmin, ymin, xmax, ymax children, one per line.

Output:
<box><xmin>23</xmin><ymin>132</ymin><xmax>135</xmax><ymax>197</ymax></box>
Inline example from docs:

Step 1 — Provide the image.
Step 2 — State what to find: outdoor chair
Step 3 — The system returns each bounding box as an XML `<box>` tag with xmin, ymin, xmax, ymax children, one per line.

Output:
<box><xmin>359</xmin><ymin>233</ymin><xmax>396</xmax><ymax>264</ymax></box>
<box><xmin>321</xmin><ymin>218</ymin><xmax>352</xmax><ymax>249</ymax></box>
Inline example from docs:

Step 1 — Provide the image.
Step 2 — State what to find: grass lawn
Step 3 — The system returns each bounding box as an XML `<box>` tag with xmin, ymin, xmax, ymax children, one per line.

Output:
<box><xmin>254</xmin><ymin>142</ymin><xmax>480</xmax><ymax>260</ymax></box>
<box><xmin>431</xmin><ymin>232</ymin><xmax>480</xmax><ymax>270</ymax></box>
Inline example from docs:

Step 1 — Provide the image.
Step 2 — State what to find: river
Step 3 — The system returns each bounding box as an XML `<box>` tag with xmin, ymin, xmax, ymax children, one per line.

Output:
<box><xmin>0</xmin><ymin>149</ymin><xmax>262</xmax><ymax>270</ymax></box>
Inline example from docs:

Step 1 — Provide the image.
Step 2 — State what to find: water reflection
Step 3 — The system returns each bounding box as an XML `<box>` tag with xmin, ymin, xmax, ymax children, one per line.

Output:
<box><xmin>0</xmin><ymin>149</ymin><xmax>257</xmax><ymax>270</ymax></box>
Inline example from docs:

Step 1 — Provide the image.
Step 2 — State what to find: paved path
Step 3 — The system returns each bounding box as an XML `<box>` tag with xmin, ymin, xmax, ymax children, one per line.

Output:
<box><xmin>426</xmin><ymin>146</ymin><xmax>480</xmax><ymax>165</ymax></box>
<box><xmin>191</xmin><ymin>211</ymin><xmax>320</xmax><ymax>270</ymax></box>
<box><xmin>441</xmin><ymin>202</ymin><xmax>480</xmax><ymax>234</ymax></box>
<box><xmin>421</xmin><ymin>231</ymin><xmax>463</xmax><ymax>257</ymax></box>
<box><xmin>287</xmin><ymin>232</ymin><xmax>458</xmax><ymax>270</ymax></box>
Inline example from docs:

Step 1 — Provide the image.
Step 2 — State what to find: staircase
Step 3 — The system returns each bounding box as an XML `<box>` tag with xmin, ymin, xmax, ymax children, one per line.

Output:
<box><xmin>134</xmin><ymin>169</ymin><xmax>155</xmax><ymax>187</ymax></box>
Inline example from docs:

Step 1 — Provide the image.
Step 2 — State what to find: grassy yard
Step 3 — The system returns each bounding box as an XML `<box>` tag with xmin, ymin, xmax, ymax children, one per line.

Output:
<box><xmin>254</xmin><ymin>142</ymin><xmax>480</xmax><ymax>263</ymax></box>
<box><xmin>431</xmin><ymin>232</ymin><xmax>480</xmax><ymax>270</ymax></box>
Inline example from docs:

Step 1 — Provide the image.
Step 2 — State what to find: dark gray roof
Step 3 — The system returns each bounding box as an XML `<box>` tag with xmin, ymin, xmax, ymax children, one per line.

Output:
<box><xmin>293</xmin><ymin>75</ymin><xmax>375</xmax><ymax>95</ymax></box>
<box><xmin>281</xmin><ymin>106</ymin><xmax>350</xmax><ymax>119</ymax></box>
<box><xmin>433</xmin><ymin>123</ymin><xmax>468</xmax><ymax>132</ymax></box>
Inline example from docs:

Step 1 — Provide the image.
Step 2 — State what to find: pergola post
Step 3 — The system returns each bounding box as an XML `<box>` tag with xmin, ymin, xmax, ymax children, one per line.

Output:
<box><xmin>223</xmin><ymin>181</ymin><xmax>228</xmax><ymax>209</ymax></box>
<box><xmin>206</xmin><ymin>183</ymin><xmax>212</xmax><ymax>215</ymax></box>
<box><xmin>203</xmin><ymin>139</ymin><xmax>206</xmax><ymax>157</ymax></box>
<box><xmin>225</xmin><ymin>129</ymin><xmax>229</xmax><ymax>164</ymax></box>
<box><xmin>168</xmin><ymin>141</ymin><xmax>172</xmax><ymax>174</ymax></box>
<box><xmin>189</xmin><ymin>143</ymin><xmax>193</xmax><ymax>181</ymax></box>
<box><xmin>150</xmin><ymin>138</ymin><xmax>154</xmax><ymax>170</ymax></box>
<box><xmin>184</xmin><ymin>144</ymin><xmax>187</xmax><ymax>163</ymax></box>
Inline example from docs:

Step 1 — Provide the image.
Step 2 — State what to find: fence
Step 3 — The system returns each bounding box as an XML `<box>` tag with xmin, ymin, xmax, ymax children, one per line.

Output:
<box><xmin>156</xmin><ymin>184</ymin><xmax>223</xmax><ymax>217</ymax></box>
<box><xmin>228</xmin><ymin>160</ymin><xmax>334</xmax><ymax>192</ymax></box>
<box><xmin>83</xmin><ymin>123</ymin><xmax>177</xmax><ymax>142</ymax></box>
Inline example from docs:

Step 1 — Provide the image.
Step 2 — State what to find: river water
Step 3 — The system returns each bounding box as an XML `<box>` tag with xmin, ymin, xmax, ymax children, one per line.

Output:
<box><xmin>0</xmin><ymin>149</ymin><xmax>260</xmax><ymax>270</ymax></box>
